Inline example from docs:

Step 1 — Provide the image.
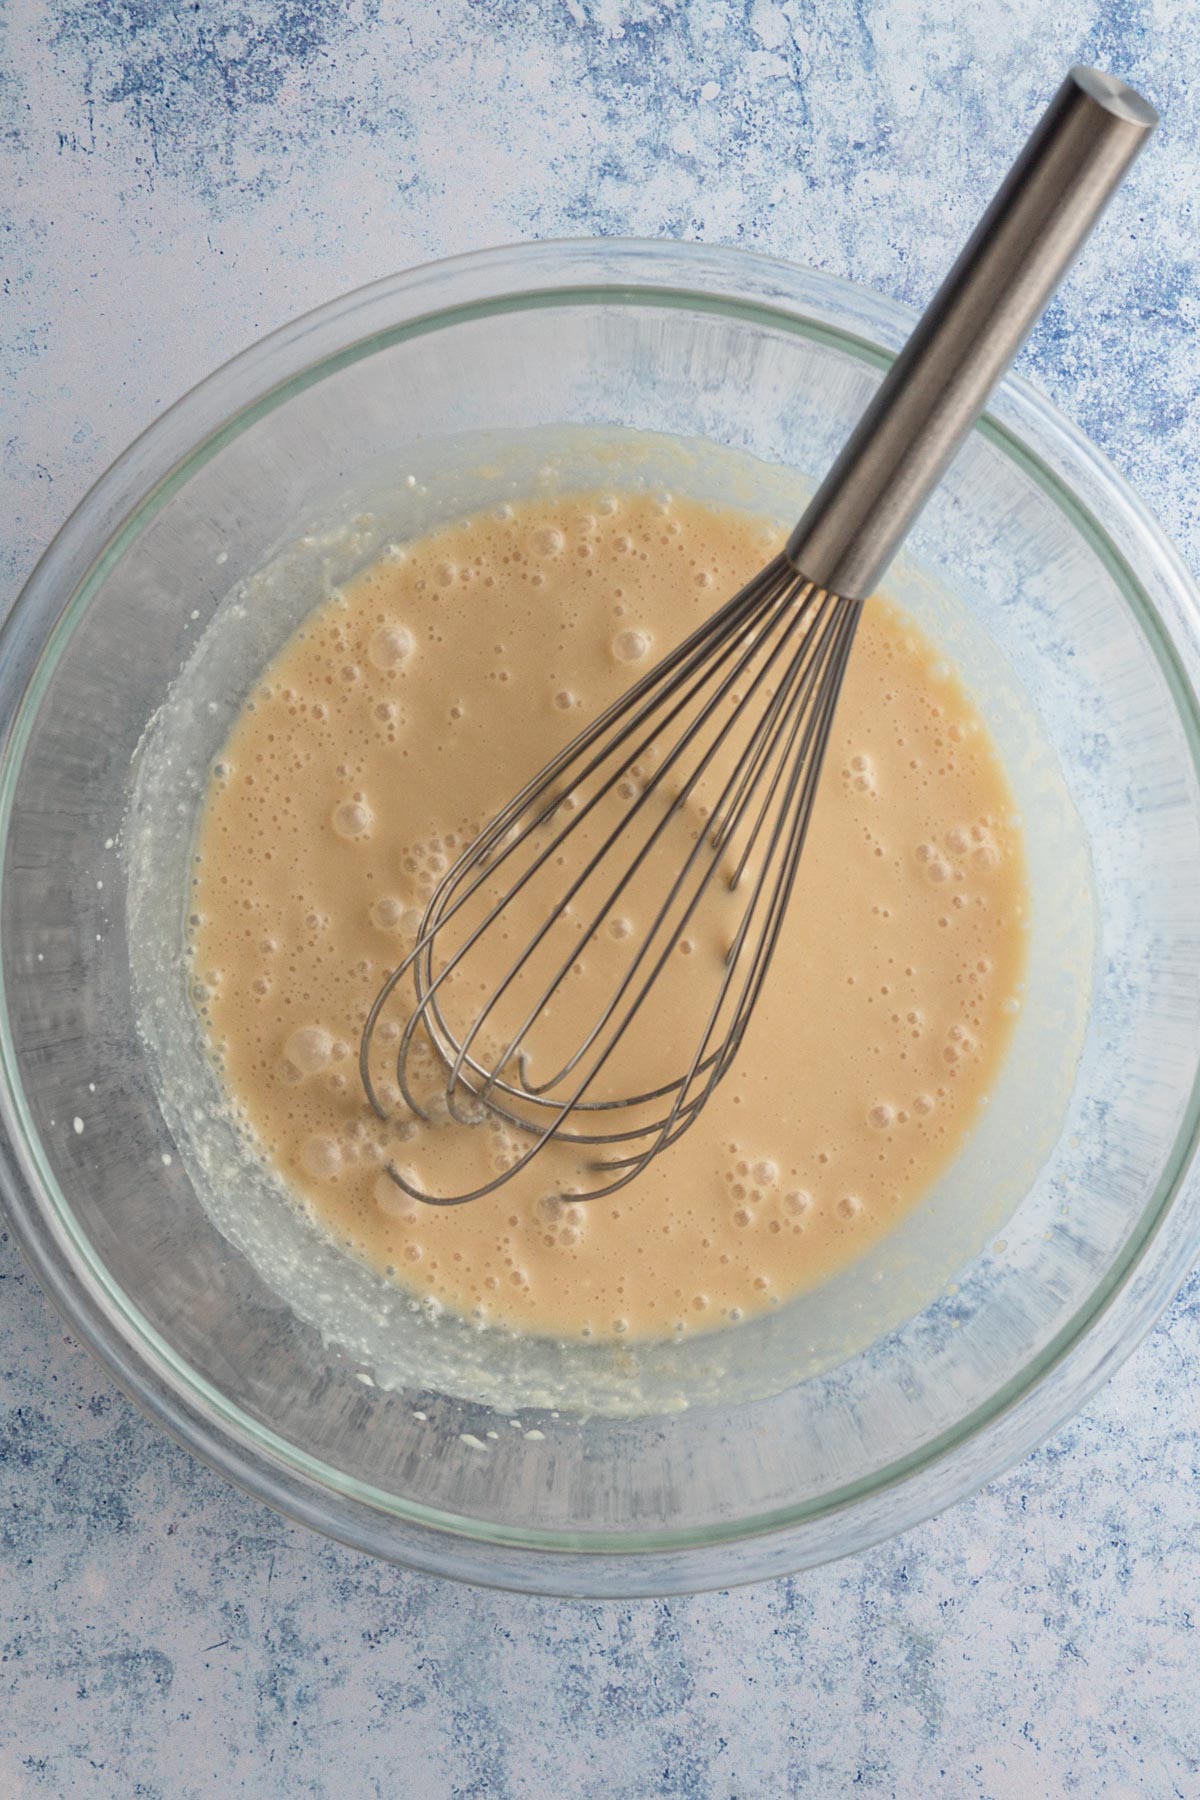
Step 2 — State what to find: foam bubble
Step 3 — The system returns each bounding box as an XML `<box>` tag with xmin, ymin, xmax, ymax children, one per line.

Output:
<box><xmin>284</xmin><ymin>1025</ymin><xmax>333</xmax><ymax>1075</ymax></box>
<box><xmin>333</xmin><ymin>799</ymin><xmax>373</xmax><ymax>839</ymax></box>
<box><xmin>369</xmin><ymin>624</ymin><xmax>414</xmax><ymax>670</ymax></box>
<box><xmin>300</xmin><ymin>1134</ymin><xmax>342</xmax><ymax>1178</ymax></box>
<box><xmin>373</xmin><ymin>1171</ymin><xmax>418</xmax><ymax>1219</ymax></box>
<box><xmin>612</xmin><ymin>628</ymin><xmax>651</xmax><ymax>663</ymax></box>
<box><xmin>372</xmin><ymin>896</ymin><xmax>407</xmax><ymax>930</ymax></box>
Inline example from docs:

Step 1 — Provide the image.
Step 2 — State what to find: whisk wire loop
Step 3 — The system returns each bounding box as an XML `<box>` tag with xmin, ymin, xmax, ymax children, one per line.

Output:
<box><xmin>361</xmin><ymin>553</ymin><xmax>862</xmax><ymax>1204</ymax></box>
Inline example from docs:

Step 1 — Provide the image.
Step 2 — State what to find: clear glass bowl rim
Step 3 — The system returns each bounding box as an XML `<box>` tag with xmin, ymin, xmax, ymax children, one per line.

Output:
<box><xmin>4</xmin><ymin>236</ymin><xmax>1200</xmax><ymax>1598</ymax></box>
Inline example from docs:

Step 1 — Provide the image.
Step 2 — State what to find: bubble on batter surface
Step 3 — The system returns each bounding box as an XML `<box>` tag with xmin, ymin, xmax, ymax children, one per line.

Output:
<box><xmin>373</xmin><ymin>1171</ymin><xmax>418</xmax><ymax>1219</ymax></box>
<box><xmin>371</xmin><ymin>895</ymin><xmax>408</xmax><ymax>931</ymax></box>
<box><xmin>300</xmin><ymin>1134</ymin><xmax>342</xmax><ymax>1178</ymax></box>
<box><xmin>612</xmin><ymin>627</ymin><xmax>651</xmax><ymax>663</ymax></box>
<box><xmin>368</xmin><ymin>624</ymin><xmax>414</xmax><ymax>670</ymax></box>
<box><xmin>847</xmin><ymin>752</ymin><xmax>877</xmax><ymax>795</ymax></box>
<box><xmin>332</xmin><ymin>798</ymin><xmax>374</xmax><ymax>839</ymax></box>
<box><xmin>284</xmin><ymin>1025</ymin><xmax>333</xmax><ymax>1076</ymax></box>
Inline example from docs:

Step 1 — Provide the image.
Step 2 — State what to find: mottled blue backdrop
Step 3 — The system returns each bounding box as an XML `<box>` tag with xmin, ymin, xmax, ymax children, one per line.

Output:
<box><xmin>3</xmin><ymin>2</ymin><xmax>1199</xmax><ymax>1795</ymax></box>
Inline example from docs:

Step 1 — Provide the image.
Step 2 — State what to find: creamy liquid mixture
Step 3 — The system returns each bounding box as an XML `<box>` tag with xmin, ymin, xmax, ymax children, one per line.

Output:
<box><xmin>191</xmin><ymin>492</ymin><xmax>1028</xmax><ymax>1342</ymax></box>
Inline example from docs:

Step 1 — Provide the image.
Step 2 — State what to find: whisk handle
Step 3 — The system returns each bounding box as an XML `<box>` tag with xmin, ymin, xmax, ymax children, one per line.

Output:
<box><xmin>786</xmin><ymin>66</ymin><xmax>1157</xmax><ymax>602</ymax></box>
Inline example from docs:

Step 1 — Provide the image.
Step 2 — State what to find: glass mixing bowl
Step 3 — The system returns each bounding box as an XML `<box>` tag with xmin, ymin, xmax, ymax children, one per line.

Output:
<box><xmin>4</xmin><ymin>241</ymin><xmax>1200</xmax><ymax>1597</ymax></box>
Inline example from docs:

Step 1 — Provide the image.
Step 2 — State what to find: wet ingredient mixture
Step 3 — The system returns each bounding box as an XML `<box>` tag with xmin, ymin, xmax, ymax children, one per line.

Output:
<box><xmin>190</xmin><ymin>491</ymin><xmax>1028</xmax><ymax>1341</ymax></box>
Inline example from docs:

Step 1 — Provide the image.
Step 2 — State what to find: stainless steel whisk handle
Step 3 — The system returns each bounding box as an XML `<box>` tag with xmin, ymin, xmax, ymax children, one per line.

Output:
<box><xmin>786</xmin><ymin>66</ymin><xmax>1157</xmax><ymax>602</ymax></box>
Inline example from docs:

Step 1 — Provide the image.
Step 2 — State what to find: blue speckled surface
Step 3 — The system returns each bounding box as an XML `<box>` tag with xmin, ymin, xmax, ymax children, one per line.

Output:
<box><xmin>3</xmin><ymin>3</ymin><xmax>1200</xmax><ymax>1793</ymax></box>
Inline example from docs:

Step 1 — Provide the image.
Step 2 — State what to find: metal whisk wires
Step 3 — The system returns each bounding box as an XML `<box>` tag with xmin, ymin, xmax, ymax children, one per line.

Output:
<box><xmin>360</xmin><ymin>68</ymin><xmax>1157</xmax><ymax>1206</ymax></box>
<box><xmin>361</xmin><ymin>555</ymin><xmax>861</xmax><ymax>1204</ymax></box>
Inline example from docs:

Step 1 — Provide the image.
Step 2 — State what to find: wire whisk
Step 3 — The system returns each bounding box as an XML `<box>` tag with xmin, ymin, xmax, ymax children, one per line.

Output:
<box><xmin>361</xmin><ymin>67</ymin><xmax>1155</xmax><ymax>1205</ymax></box>
<box><xmin>362</xmin><ymin>555</ymin><xmax>860</xmax><ymax>1201</ymax></box>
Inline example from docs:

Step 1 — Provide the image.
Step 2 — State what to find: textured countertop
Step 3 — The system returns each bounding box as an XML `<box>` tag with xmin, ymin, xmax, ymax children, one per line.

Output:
<box><xmin>3</xmin><ymin>4</ymin><xmax>1200</xmax><ymax>1795</ymax></box>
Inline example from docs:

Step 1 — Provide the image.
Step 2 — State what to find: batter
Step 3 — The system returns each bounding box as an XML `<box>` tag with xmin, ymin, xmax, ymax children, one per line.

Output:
<box><xmin>190</xmin><ymin>491</ymin><xmax>1028</xmax><ymax>1341</ymax></box>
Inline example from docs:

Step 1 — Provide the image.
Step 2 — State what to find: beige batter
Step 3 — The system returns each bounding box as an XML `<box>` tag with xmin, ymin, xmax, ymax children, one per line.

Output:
<box><xmin>190</xmin><ymin>491</ymin><xmax>1028</xmax><ymax>1342</ymax></box>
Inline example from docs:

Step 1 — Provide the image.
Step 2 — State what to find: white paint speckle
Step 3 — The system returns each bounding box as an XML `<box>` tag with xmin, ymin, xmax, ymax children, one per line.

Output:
<box><xmin>72</xmin><ymin>1116</ymin><xmax>84</xmax><ymax>1135</ymax></box>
